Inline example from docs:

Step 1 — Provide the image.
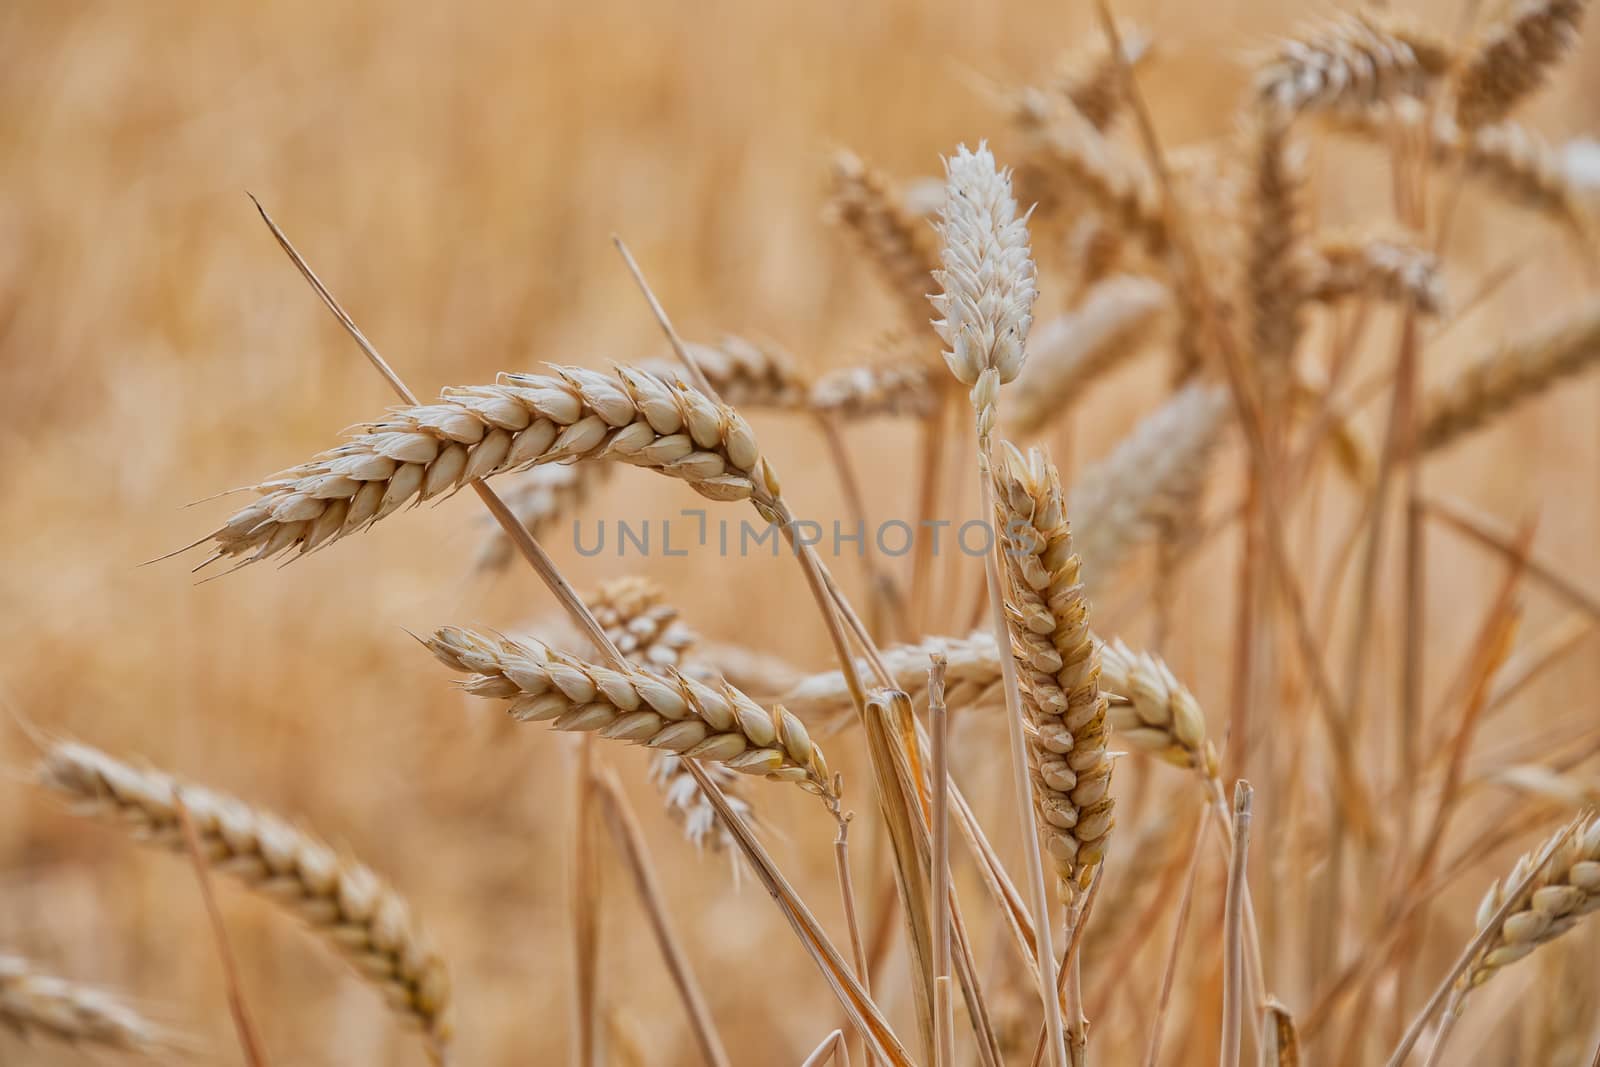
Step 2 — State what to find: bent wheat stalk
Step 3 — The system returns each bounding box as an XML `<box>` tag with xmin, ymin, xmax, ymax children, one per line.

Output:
<box><xmin>0</xmin><ymin>954</ymin><xmax>174</xmax><ymax>1055</ymax></box>
<box><xmin>37</xmin><ymin>740</ymin><xmax>452</xmax><ymax>1063</ymax></box>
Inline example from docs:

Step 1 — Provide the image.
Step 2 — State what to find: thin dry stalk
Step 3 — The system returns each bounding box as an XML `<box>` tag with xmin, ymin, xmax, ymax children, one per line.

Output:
<box><xmin>173</xmin><ymin>788</ymin><xmax>270</xmax><ymax>1067</ymax></box>
<box><xmin>803</xmin><ymin>1030</ymin><xmax>852</xmax><ymax>1067</ymax></box>
<box><xmin>1141</xmin><ymin>810</ymin><xmax>1210</xmax><ymax>1067</ymax></box>
<box><xmin>928</xmin><ymin>656</ymin><xmax>955</xmax><ymax>1067</ymax></box>
<box><xmin>1424</xmin><ymin>495</ymin><xmax>1600</xmax><ymax>621</ymax></box>
<box><xmin>1005</xmin><ymin>275</ymin><xmax>1170</xmax><ymax>437</ymax></box>
<box><xmin>1221</xmin><ymin>782</ymin><xmax>1254</xmax><ymax>1067</ymax></box>
<box><xmin>38</xmin><ymin>740</ymin><xmax>453</xmax><ymax>1062</ymax></box>
<box><xmin>592</xmin><ymin>766</ymin><xmax>732</xmax><ymax>1067</ymax></box>
<box><xmin>1452</xmin><ymin>0</ymin><xmax>1589</xmax><ymax>130</ymax></box>
<box><xmin>573</xmin><ymin>742</ymin><xmax>600</xmax><ymax>1067</ymax></box>
<box><xmin>1420</xmin><ymin>299</ymin><xmax>1600</xmax><ymax>452</ymax></box>
<box><xmin>1262</xmin><ymin>998</ymin><xmax>1301</xmax><ymax>1066</ymax></box>
<box><xmin>0</xmin><ymin>955</ymin><xmax>172</xmax><ymax>1055</ymax></box>
<box><xmin>473</xmin><ymin>462</ymin><xmax>611</xmax><ymax>573</ymax></box>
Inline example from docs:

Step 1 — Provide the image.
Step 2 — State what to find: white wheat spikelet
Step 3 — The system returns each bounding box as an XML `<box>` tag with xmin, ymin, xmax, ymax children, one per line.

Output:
<box><xmin>0</xmin><ymin>954</ymin><xmax>174</xmax><ymax>1055</ymax></box>
<box><xmin>931</xmin><ymin>142</ymin><xmax>1037</xmax><ymax>435</ymax></box>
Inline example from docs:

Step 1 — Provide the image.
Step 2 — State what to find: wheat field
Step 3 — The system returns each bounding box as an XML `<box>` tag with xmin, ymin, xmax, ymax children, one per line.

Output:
<box><xmin>4</xmin><ymin>0</ymin><xmax>1600</xmax><ymax>1064</ymax></box>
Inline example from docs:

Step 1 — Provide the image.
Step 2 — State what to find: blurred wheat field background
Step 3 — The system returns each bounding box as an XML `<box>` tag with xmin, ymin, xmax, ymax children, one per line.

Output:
<box><xmin>4</xmin><ymin>0</ymin><xmax>1600</xmax><ymax>1064</ymax></box>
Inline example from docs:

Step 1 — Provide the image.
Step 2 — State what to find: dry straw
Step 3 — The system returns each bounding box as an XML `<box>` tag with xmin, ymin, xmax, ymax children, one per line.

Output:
<box><xmin>473</xmin><ymin>462</ymin><xmax>609</xmax><ymax>574</ymax></box>
<box><xmin>425</xmin><ymin>626</ymin><xmax>835</xmax><ymax>798</ymax></box>
<box><xmin>1420</xmin><ymin>299</ymin><xmax>1600</xmax><ymax>452</ymax></box>
<box><xmin>1452</xmin><ymin>0</ymin><xmax>1589</xmax><ymax>131</ymax></box>
<box><xmin>0</xmin><ymin>953</ymin><xmax>172</xmax><ymax>1055</ymax></box>
<box><xmin>992</xmin><ymin>442</ymin><xmax>1114</xmax><ymax>896</ymax></box>
<box><xmin>37</xmin><ymin>740</ymin><xmax>452</xmax><ymax>1061</ymax></box>
<box><xmin>201</xmin><ymin>363</ymin><xmax>778</xmax><ymax>566</ymax></box>
<box><xmin>1004</xmin><ymin>274</ymin><xmax>1169</xmax><ymax>436</ymax></box>
<box><xmin>1254</xmin><ymin>11</ymin><xmax>1455</xmax><ymax>116</ymax></box>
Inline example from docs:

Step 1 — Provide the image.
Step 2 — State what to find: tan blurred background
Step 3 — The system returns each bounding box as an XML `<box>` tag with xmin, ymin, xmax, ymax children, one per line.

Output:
<box><xmin>3</xmin><ymin>0</ymin><xmax>1599</xmax><ymax>1064</ymax></box>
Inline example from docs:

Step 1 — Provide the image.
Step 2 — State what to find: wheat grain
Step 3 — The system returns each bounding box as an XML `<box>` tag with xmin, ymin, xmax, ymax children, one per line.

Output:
<box><xmin>828</xmin><ymin>150</ymin><xmax>942</xmax><ymax>328</ymax></box>
<box><xmin>0</xmin><ymin>954</ymin><xmax>172</xmax><ymax>1055</ymax></box>
<box><xmin>932</xmin><ymin>142</ymin><xmax>1037</xmax><ymax>435</ymax></box>
<box><xmin>1461</xmin><ymin>814</ymin><xmax>1600</xmax><ymax>988</ymax></box>
<box><xmin>992</xmin><ymin>442</ymin><xmax>1114</xmax><ymax>897</ymax></box>
<box><xmin>1304</xmin><ymin>231</ymin><xmax>1445</xmax><ymax>314</ymax></box>
<box><xmin>1005</xmin><ymin>275</ymin><xmax>1169</xmax><ymax>437</ymax></box>
<box><xmin>425</xmin><ymin>626</ymin><xmax>834</xmax><ymax>798</ymax></box>
<box><xmin>809</xmin><ymin>358</ymin><xmax>940</xmax><ymax>420</ymax></box>
<box><xmin>1254</xmin><ymin>11</ymin><xmax>1455</xmax><ymax>117</ymax></box>
<box><xmin>1098</xmin><ymin>638</ymin><xmax>1218</xmax><ymax>777</ymax></box>
<box><xmin>1420</xmin><ymin>299</ymin><xmax>1600</xmax><ymax>452</ymax></box>
<box><xmin>1069</xmin><ymin>385</ymin><xmax>1231</xmax><ymax>591</ymax></box>
<box><xmin>200</xmin><ymin>364</ymin><xmax>778</xmax><ymax>566</ymax></box>
<box><xmin>37</xmin><ymin>740</ymin><xmax>452</xmax><ymax>1060</ymax></box>
<box><xmin>1453</xmin><ymin>0</ymin><xmax>1589</xmax><ymax>131</ymax></box>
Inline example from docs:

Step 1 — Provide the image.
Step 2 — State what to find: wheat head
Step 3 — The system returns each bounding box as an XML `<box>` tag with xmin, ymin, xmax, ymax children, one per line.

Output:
<box><xmin>0</xmin><ymin>953</ymin><xmax>173</xmax><ymax>1055</ymax></box>
<box><xmin>1453</xmin><ymin>0</ymin><xmax>1589</xmax><ymax>131</ymax></box>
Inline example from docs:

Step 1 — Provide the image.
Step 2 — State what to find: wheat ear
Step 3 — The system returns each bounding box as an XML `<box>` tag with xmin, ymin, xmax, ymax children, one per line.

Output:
<box><xmin>584</xmin><ymin>576</ymin><xmax>757</xmax><ymax>856</ymax></box>
<box><xmin>425</xmin><ymin>626</ymin><xmax>834</xmax><ymax>799</ymax></box>
<box><xmin>828</xmin><ymin>150</ymin><xmax>942</xmax><ymax>328</ymax></box>
<box><xmin>1420</xmin><ymin>300</ymin><xmax>1600</xmax><ymax>452</ymax></box>
<box><xmin>1055</xmin><ymin>22</ymin><xmax>1152</xmax><ymax>131</ymax></box>
<box><xmin>1005</xmin><ymin>275</ymin><xmax>1169</xmax><ymax>437</ymax></box>
<box><xmin>992</xmin><ymin>442</ymin><xmax>1115</xmax><ymax>897</ymax></box>
<box><xmin>809</xmin><ymin>359</ymin><xmax>940</xmax><ymax>420</ymax></box>
<box><xmin>200</xmin><ymin>364</ymin><xmax>778</xmax><ymax>566</ymax></box>
<box><xmin>1254</xmin><ymin>10</ymin><xmax>1455</xmax><ymax>117</ymax></box>
<box><xmin>1460</xmin><ymin>814</ymin><xmax>1600</xmax><ymax>988</ymax></box>
<box><xmin>659</xmin><ymin>335</ymin><xmax>810</xmax><ymax>410</ymax></box>
<box><xmin>1453</xmin><ymin>0</ymin><xmax>1589</xmax><ymax>131</ymax></box>
<box><xmin>1068</xmin><ymin>384</ymin><xmax>1231</xmax><ymax>591</ymax></box>
<box><xmin>1241</xmin><ymin>107</ymin><xmax>1308</xmax><ymax>409</ymax></box>
<box><xmin>1098</xmin><ymin>638</ymin><xmax>1219</xmax><ymax>778</ymax></box>
<box><xmin>1020</xmin><ymin>111</ymin><xmax>1167</xmax><ymax>254</ymax></box>
<box><xmin>1304</xmin><ymin>231</ymin><xmax>1445</xmax><ymax>315</ymax></box>
<box><xmin>0</xmin><ymin>953</ymin><xmax>174</xmax><ymax>1055</ymax></box>
<box><xmin>37</xmin><ymin>740</ymin><xmax>452</xmax><ymax>1061</ymax></box>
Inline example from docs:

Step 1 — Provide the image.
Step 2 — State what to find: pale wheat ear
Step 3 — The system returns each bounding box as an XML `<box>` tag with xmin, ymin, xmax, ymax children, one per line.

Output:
<box><xmin>35</xmin><ymin>740</ymin><xmax>453</xmax><ymax>1063</ymax></box>
<box><xmin>826</xmin><ymin>149</ymin><xmax>941</xmax><ymax>331</ymax></box>
<box><xmin>0</xmin><ymin>953</ymin><xmax>186</xmax><ymax>1056</ymax></box>
<box><xmin>1251</xmin><ymin>10</ymin><xmax>1455</xmax><ymax>117</ymax></box>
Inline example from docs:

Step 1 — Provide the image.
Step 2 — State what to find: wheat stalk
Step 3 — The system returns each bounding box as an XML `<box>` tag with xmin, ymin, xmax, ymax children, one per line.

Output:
<box><xmin>1453</xmin><ymin>0</ymin><xmax>1589</xmax><ymax>131</ymax></box>
<box><xmin>199</xmin><ymin>364</ymin><xmax>778</xmax><ymax>567</ymax></box>
<box><xmin>1420</xmin><ymin>299</ymin><xmax>1600</xmax><ymax>452</ymax></box>
<box><xmin>828</xmin><ymin>150</ymin><xmax>942</xmax><ymax>328</ymax></box>
<box><xmin>37</xmin><ymin>740</ymin><xmax>452</xmax><ymax>1061</ymax></box>
<box><xmin>472</xmin><ymin>462</ymin><xmax>611</xmax><ymax>573</ymax></box>
<box><xmin>1005</xmin><ymin>275</ymin><xmax>1169</xmax><ymax>437</ymax></box>
<box><xmin>992</xmin><ymin>442</ymin><xmax>1115</xmax><ymax>897</ymax></box>
<box><xmin>1069</xmin><ymin>384</ymin><xmax>1231</xmax><ymax>590</ymax></box>
<box><xmin>1461</xmin><ymin>814</ymin><xmax>1600</xmax><ymax>988</ymax></box>
<box><xmin>0</xmin><ymin>954</ymin><xmax>173</xmax><ymax>1055</ymax></box>
<box><xmin>1304</xmin><ymin>231</ymin><xmax>1446</xmax><ymax>315</ymax></box>
<box><xmin>425</xmin><ymin>626</ymin><xmax>835</xmax><ymax>799</ymax></box>
<box><xmin>1254</xmin><ymin>11</ymin><xmax>1455</xmax><ymax>117</ymax></box>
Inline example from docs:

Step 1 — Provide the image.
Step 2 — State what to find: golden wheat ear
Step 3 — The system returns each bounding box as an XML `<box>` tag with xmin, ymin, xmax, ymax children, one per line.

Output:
<box><xmin>0</xmin><ymin>953</ymin><xmax>182</xmax><ymax>1056</ymax></box>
